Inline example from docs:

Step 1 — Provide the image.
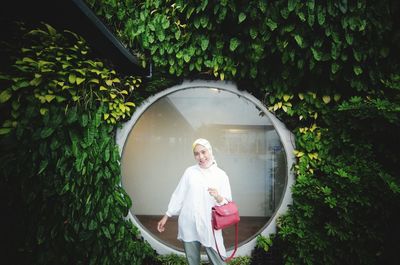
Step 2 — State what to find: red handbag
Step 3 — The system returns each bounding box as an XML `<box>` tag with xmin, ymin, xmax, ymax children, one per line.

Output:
<box><xmin>211</xmin><ymin>201</ymin><xmax>240</xmax><ymax>262</ymax></box>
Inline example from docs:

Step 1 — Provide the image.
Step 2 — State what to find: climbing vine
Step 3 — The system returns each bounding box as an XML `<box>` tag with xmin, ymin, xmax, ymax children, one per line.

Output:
<box><xmin>0</xmin><ymin>22</ymin><xmax>155</xmax><ymax>264</ymax></box>
<box><xmin>1</xmin><ymin>0</ymin><xmax>400</xmax><ymax>264</ymax></box>
<box><xmin>86</xmin><ymin>1</ymin><xmax>400</xmax><ymax>264</ymax></box>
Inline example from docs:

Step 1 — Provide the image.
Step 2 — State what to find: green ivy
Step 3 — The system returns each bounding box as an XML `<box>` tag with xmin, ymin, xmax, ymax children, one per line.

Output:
<box><xmin>156</xmin><ymin>254</ymin><xmax>188</xmax><ymax>265</ymax></box>
<box><xmin>256</xmin><ymin>235</ymin><xmax>273</xmax><ymax>252</ymax></box>
<box><xmin>0</xmin><ymin>22</ymin><xmax>155</xmax><ymax>264</ymax></box>
<box><xmin>154</xmin><ymin>253</ymin><xmax>251</xmax><ymax>265</ymax></box>
<box><xmin>2</xmin><ymin>0</ymin><xmax>400</xmax><ymax>264</ymax></box>
<box><xmin>227</xmin><ymin>256</ymin><xmax>251</xmax><ymax>265</ymax></box>
<box><xmin>86</xmin><ymin>0</ymin><xmax>399</xmax><ymax>97</ymax></box>
<box><xmin>86</xmin><ymin>1</ymin><xmax>400</xmax><ymax>264</ymax></box>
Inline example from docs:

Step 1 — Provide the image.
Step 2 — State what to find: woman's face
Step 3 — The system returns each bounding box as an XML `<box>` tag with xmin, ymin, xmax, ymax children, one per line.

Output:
<box><xmin>193</xmin><ymin>144</ymin><xmax>212</xmax><ymax>168</ymax></box>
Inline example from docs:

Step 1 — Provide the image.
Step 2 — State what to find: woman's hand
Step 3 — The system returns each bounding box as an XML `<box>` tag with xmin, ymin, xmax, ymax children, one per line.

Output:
<box><xmin>208</xmin><ymin>187</ymin><xmax>223</xmax><ymax>203</ymax></box>
<box><xmin>157</xmin><ymin>214</ymin><xmax>169</xmax><ymax>233</ymax></box>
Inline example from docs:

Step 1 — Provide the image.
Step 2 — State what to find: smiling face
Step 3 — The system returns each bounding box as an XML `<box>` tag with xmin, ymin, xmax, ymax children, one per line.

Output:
<box><xmin>193</xmin><ymin>144</ymin><xmax>213</xmax><ymax>168</ymax></box>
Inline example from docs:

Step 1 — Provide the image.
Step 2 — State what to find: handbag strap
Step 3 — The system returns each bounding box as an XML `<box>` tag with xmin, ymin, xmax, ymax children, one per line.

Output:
<box><xmin>212</xmin><ymin>223</ymin><xmax>239</xmax><ymax>262</ymax></box>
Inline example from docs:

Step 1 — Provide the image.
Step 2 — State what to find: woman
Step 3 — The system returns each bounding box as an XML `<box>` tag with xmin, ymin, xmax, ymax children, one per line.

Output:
<box><xmin>157</xmin><ymin>138</ymin><xmax>232</xmax><ymax>265</ymax></box>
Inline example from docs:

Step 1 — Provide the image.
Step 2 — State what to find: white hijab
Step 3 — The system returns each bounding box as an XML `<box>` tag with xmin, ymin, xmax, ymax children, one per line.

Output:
<box><xmin>192</xmin><ymin>138</ymin><xmax>217</xmax><ymax>166</ymax></box>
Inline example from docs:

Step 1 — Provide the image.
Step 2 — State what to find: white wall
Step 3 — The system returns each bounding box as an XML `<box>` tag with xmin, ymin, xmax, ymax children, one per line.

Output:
<box><xmin>121</xmin><ymin>87</ymin><xmax>286</xmax><ymax>217</ymax></box>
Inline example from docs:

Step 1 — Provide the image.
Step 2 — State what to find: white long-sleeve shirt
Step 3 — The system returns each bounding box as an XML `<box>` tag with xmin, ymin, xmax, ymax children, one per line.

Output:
<box><xmin>166</xmin><ymin>163</ymin><xmax>232</xmax><ymax>256</ymax></box>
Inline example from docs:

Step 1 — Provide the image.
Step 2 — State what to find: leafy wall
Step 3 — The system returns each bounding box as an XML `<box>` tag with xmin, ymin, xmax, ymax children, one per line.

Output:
<box><xmin>1</xmin><ymin>0</ymin><xmax>400</xmax><ymax>264</ymax></box>
<box><xmin>86</xmin><ymin>1</ymin><xmax>400</xmax><ymax>264</ymax></box>
<box><xmin>0</xmin><ymin>22</ymin><xmax>156</xmax><ymax>264</ymax></box>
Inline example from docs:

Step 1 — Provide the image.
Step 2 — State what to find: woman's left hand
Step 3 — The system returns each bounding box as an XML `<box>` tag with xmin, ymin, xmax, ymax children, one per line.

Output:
<box><xmin>208</xmin><ymin>187</ymin><xmax>223</xmax><ymax>203</ymax></box>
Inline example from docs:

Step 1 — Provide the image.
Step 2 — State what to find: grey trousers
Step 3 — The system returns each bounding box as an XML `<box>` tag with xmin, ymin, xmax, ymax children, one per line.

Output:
<box><xmin>183</xmin><ymin>241</ymin><xmax>226</xmax><ymax>265</ymax></box>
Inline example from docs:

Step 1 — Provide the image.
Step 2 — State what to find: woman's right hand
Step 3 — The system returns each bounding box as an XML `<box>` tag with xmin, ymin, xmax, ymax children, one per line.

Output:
<box><xmin>157</xmin><ymin>214</ymin><xmax>169</xmax><ymax>233</ymax></box>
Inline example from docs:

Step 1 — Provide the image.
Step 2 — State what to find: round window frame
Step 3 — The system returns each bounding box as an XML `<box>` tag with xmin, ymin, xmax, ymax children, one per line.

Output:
<box><xmin>116</xmin><ymin>80</ymin><xmax>295</xmax><ymax>257</ymax></box>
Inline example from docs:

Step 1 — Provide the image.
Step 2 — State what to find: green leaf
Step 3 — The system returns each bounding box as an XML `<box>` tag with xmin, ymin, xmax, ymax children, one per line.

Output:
<box><xmin>68</xmin><ymin>73</ymin><xmax>76</xmax><ymax>84</ymax></box>
<box><xmin>238</xmin><ymin>12</ymin><xmax>246</xmax><ymax>23</ymax></box>
<box><xmin>157</xmin><ymin>31</ymin><xmax>165</xmax><ymax>42</ymax></box>
<box><xmin>56</xmin><ymin>96</ymin><xmax>67</xmax><ymax>102</ymax></box>
<box><xmin>109</xmin><ymin>223</ymin><xmax>115</xmax><ymax>235</ymax></box>
<box><xmin>175</xmin><ymin>30</ymin><xmax>181</xmax><ymax>40</ymax></box>
<box><xmin>331</xmin><ymin>43</ymin><xmax>340</xmax><ymax>60</ymax></box>
<box><xmin>50</xmin><ymin>138</ymin><xmax>60</xmax><ymax>151</ymax></box>
<box><xmin>114</xmin><ymin>192</ymin><xmax>127</xmax><ymax>207</ymax></box>
<box><xmin>40</xmin><ymin>127</ymin><xmax>55</xmax><ymax>138</ymax></box>
<box><xmin>345</xmin><ymin>33</ymin><xmax>353</xmax><ymax>45</ymax></box>
<box><xmin>200</xmin><ymin>37</ymin><xmax>209</xmax><ymax>51</ymax></box>
<box><xmin>317</xmin><ymin>6</ymin><xmax>326</xmax><ymax>25</ymax></box>
<box><xmin>183</xmin><ymin>53</ymin><xmax>191</xmax><ymax>63</ymax></box>
<box><xmin>38</xmin><ymin>160</ymin><xmax>49</xmax><ymax>174</ymax></box>
<box><xmin>353</xmin><ymin>49</ymin><xmax>362</xmax><ymax>62</ymax></box>
<box><xmin>44</xmin><ymin>23</ymin><xmax>57</xmax><ymax>36</ymax></box>
<box><xmin>311</xmin><ymin>47</ymin><xmax>322</xmax><ymax>61</ymax></box>
<box><xmin>331</xmin><ymin>62</ymin><xmax>340</xmax><ymax>74</ymax></box>
<box><xmin>85</xmin><ymin>125</ymin><xmax>95</xmax><ymax>146</ymax></box>
<box><xmin>148</xmin><ymin>22</ymin><xmax>155</xmax><ymax>32</ymax></box>
<box><xmin>66</xmin><ymin>106</ymin><xmax>78</xmax><ymax>124</ymax></box>
<box><xmin>81</xmin><ymin>114</ymin><xmax>89</xmax><ymax>127</ymax></box>
<box><xmin>307</xmin><ymin>13</ymin><xmax>315</xmax><ymax>26</ymax></box>
<box><xmin>322</xmin><ymin>95</ymin><xmax>331</xmax><ymax>104</ymax></box>
<box><xmin>283</xmin><ymin>95</ymin><xmax>291</xmax><ymax>102</ymax></box>
<box><xmin>30</xmin><ymin>76</ymin><xmax>42</xmax><ymax>86</ymax></box>
<box><xmin>61</xmin><ymin>182</ymin><xmax>70</xmax><ymax>194</ymax></box>
<box><xmin>297</xmin><ymin>12</ymin><xmax>306</xmax><ymax>22</ymax></box>
<box><xmin>250</xmin><ymin>67</ymin><xmax>257</xmax><ymax>78</ymax></box>
<box><xmin>22</xmin><ymin>57</ymin><xmax>36</xmax><ymax>63</ymax></box>
<box><xmin>249</xmin><ymin>28</ymin><xmax>258</xmax><ymax>39</ymax></box>
<box><xmin>266</xmin><ymin>19</ymin><xmax>278</xmax><ymax>31</ymax></box>
<box><xmin>187</xmin><ymin>6</ymin><xmax>195</xmax><ymax>19</ymax></box>
<box><xmin>40</xmin><ymin>108</ymin><xmax>48</xmax><ymax>115</ymax></box>
<box><xmin>0</xmin><ymin>89</ymin><xmax>12</xmax><ymax>103</ymax></box>
<box><xmin>194</xmin><ymin>18</ymin><xmax>200</xmax><ymax>29</ymax></box>
<box><xmin>89</xmin><ymin>220</ymin><xmax>97</xmax><ymax>230</ymax></box>
<box><xmin>161</xmin><ymin>17</ymin><xmax>170</xmax><ymax>29</ymax></box>
<box><xmin>13</xmin><ymin>80</ymin><xmax>30</xmax><ymax>90</ymax></box>
<box><xmin>104</xmin><ymin>147</ymin><xmax>110</xmax><ymax>162</ymax></box>
<box><xmin>338</xmin><ymin>0</ymin><xmax>348</xmax><ymax>13</ymax></box>
<box><xmin>218</xmin><ymin>7</ymin><xmax>227</xmax><ymax>21</ymax></box>
<box><xmin>288</xmin><ymin>0</ymin><xmax>297</xmax><ymax>12</ymax></box>
<box><xmin>200</xmin><ymin>16</ymin><xmax>208</xmax><ymax>28</ymax></box>
<box><xmin>45</xmin><ymin>95</ymin><xmax>56</xmax><ymax>103</ymax></box>
<box><xmin>281</xmin><ymin>8</ymin><xmax>290</xmax><ymax>19</ymax></box>
<box><xmin>76</xmin><ymin>77</ymin><xmax>85</xmax><ymax>85</ymax></box>
<box><xmin>294</xmin><ymin>34</ymin><xmax>303</xmax><ymax>47</ymax></box>
<box><xmin>353</xmin><ymin>65</ymin><xmax>363</xmax><ymax>75</ymax></box>
<box><xmin>306</xmin><ymin>0</ymin><xmax>315</xmax><ymax>11</ymax></box>
<box><xmin>188</xmin><ymin>46</ymin><xmax>196</xmax><ymax>56</ymax></box>
<box><xmin>0</xmin><ymin>127</ymin><xmax>12</xmax><ymax>135</ymax></box>
<box><xmin>198</xmin><ymin>0</ymin><xmax>208</xmax><ymax>12</ymax></box>
<box><xmin>102</xmin><ymin>226</ymin><xmax>111</xmax><ymax>239</ymax></box>
<box><xmin>229</xmin><ymin>38</ymin><xmax>240</xmax><ymax>51</ymax></box>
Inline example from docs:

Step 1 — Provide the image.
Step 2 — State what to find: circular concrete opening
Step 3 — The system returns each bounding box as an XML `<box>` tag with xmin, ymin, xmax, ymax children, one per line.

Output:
<box><xmin>117</xmin><ymin>80</ymin><xmax>295</xmax><ymax>257</ymax></box>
